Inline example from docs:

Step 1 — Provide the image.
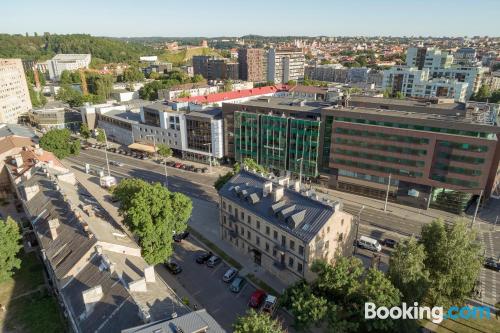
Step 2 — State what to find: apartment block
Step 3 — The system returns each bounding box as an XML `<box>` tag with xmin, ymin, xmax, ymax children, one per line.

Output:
<box><xmin>238</xmin><ymin>48</ymin><xmax>267</xmax><ymax>83</ymax></box>
<box><xmin>267</xmin><ymin>48</ymin><xmax>305</xmax><ymax>84</ymax></box>
<box><xmin>321</xmin><ymin>96</ymin><xmax>500</xmax><ymax>212</ymax></box>
<box><xmin>47</xmin><ymin>54</ymin><xmax>91</xmax><ymax>80</ymax></box>
<box><xmin>222</xmin><ymin>97</ymin><xmax>322</xmax><ymax>177</ymax></box>
<box><xmin>0</xmin><ymin>58</ymin><xmax>32</xmax><ymax>123</ymax></box>
<box><xmin>218</xmin><ymin>170</ymin><xmax>354</xmax><ymax>285</ymax></box>
<box><xmin>193</xmin><ymin>56</ymin><xmax>239</xmax><ymax>81</ymax></box>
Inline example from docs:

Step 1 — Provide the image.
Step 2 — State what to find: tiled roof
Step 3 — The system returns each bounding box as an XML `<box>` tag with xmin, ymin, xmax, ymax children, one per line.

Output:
<box><xmin>173</xmin><ymin>85</ymin><xmax>287</xmax><ymax>104</ymax></box>
<box><xmin>0</xmin><ymin>136</ymin><xmax>34</xmax><ymax>155</ymax></box>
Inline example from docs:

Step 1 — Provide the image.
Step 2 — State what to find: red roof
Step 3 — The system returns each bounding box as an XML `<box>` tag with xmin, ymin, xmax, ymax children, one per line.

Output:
<box><xmin>173</xmin><ymin>85</ymin><xmax>289</xmax><ymax>105</ymax></box>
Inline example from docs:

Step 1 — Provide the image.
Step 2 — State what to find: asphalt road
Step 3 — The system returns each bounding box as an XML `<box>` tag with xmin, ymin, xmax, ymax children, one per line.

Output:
<box><xmin>65</xmin><ymin>148</ymin><xmax>500</xmax><ymax>306</ymax></box>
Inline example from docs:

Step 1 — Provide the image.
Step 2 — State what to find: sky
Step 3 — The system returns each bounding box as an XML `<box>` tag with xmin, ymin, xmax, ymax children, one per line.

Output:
<box><xmin>2</xmin><ymin>0</ymin><xmax>499</xmax><ymax>37</ymax></box>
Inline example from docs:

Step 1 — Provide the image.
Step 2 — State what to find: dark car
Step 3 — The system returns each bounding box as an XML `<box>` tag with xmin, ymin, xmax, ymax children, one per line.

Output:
<box><xmin>381</xmin><ymin>238</ymin><xmax>397</xmax><ymax>248</ymax></box>
<box><xmin>202</xmin><ymin>167</ymin><xmax>208</xmax><ymax>173</ymax></box>
<box><xmin>249</xmin><ymin>289</ymin><xmax>266</xmax><ymax>308</ymax></box>
<box><xmin>484</xmin><ymin>257</ymin><xmax>500</xmax><ymax>271</ymax></box>
<box><xmin>196</xmin><ymin>251</ymin><xmax>213</xmax><ymax>264</ymax></box>
<box><xmin>166</xmin><ymin>161</ymin><xmax>176</xmax><ymax>167</ymax></box>
<box><xmin>165</xmin><ymin>260</ymin><xmax>182</xmax><ymax>274</ymax></box>
<box><xmin>173</xmin><ymin>231</ymin><xmax>190</xmax><ymax>242</ymax></box>
<box><xmin>195</xmin><ymin>168</ymin><xmax>202</xmax><ymax>173</ymax></box>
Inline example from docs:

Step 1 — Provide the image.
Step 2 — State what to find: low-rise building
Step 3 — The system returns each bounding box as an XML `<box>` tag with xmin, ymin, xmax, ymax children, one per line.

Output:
<box><xmin>218</xmin><ymin>170</ymin><xmax>354</xmax><ymax>285</ymax></box>
<box><xmin>28</xmin><ymin>102</ymin><xmax>82</xmax><ymax>131</ymax></box>
<box><xmin>47</xmin><ymin>54</ymin><xmax>91</xmax><ymax>80</ymax></box>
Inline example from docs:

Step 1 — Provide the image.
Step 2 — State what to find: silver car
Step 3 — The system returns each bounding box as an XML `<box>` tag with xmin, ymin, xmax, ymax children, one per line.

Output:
<box><xmin>222</xmin><ymin>267</ymin><xmax>238</xmax><ymax>283</ymax></box>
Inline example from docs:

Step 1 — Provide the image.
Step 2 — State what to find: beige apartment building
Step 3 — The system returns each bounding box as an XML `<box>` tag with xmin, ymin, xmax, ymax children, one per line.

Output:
<box><xmin>0</xmin><ymin>59</ymin><xmax>32</xmax><ymax>124</ymax></box>
<box><xmin>218</xmin><ymin>170</ymin><xmax>354</xmax><ymax>285</ymax></box>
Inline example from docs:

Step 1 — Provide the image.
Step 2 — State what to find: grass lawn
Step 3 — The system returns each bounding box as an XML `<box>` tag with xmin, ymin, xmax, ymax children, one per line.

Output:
<box><xmin>420</xmin><ymin>314</ymin><xmax>500</xmax><ymax>333</ymax></box>
<box><xmin>0</xmin><ymin>252</ymin><xmax>66</xmax><ymax>333</ymax></box>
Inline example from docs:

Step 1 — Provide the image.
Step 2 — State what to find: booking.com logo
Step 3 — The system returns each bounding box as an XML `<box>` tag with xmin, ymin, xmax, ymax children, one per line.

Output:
<box><xmin>365</xmin><ymin>302</ymin><xmax>491</xmax><ymax>323</ymax></box>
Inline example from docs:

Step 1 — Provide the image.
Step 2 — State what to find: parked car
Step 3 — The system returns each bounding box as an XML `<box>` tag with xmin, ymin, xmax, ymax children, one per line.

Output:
<box><xmin>484</xmin><ymin>257</ymin><xmax>500</xmax><ymax>271</ymax></box>
<box><xmin>180</xmin><ymin>164</ymin><xmax>188</xmax><ymax>170</ymax></box>
<box><xmin>222</xmin><ymin>268</ymin><xmax>238</xmax><ymax>283</ymax></box>
<box><xmin>173</xmin><ymin>231</ymin><xmax>190</xmax><ymax>242</ymax></box>
<box><xmin>141</xmin><ymin>155</ymin><xmax>149</xmax><ymax>160</ymax></box>
<box><xmin>166</xmin><ymin>161</ymin><xmax>176</xmax><ymax>167</ymax></box>
<box><xmin>201</xmin><ymin>167</ymin><xmax>208</xmax><ymax>173</ymax></box>
<box><xmin>186</xmin><ymin>165</ymin><xmax>195</xmax><ymax>171</ymax></box>
<box><xmin>165</xmin><ymin>260</ymin><xmax>182</xmax><ymax>274</ymax></box>
<box><xmin>249</xmin><ymin>289</ymin><xmax>266</xmax><ymax>308</ymax></box>
<box><xmin>357</xmin><ymin>236</ymin><xmax>382</xmax><ymax>252</ymax></box>
<box><xmin>261</xmin><ymin>295</ymin><xmax>278</xmax><ymax>315</ymax></box>
<box><xmin>229</xmin><ymin>277</ymin><xmax>246</xmax><ymax>293</ymax></box>
<box><xmin>195</xmin><ymin>251</ymin><xmax>213</xmax><ymax>264</ymax></box>
<box><xmin>206</xmin><ymin>255</ymin><xmax>221</xmax><ymax>267</ymax></box>
<box><xmin>381</xmin><ymin>238</ymin><xmax>397</xmax><ymax>248</ymax></box>
<box><xmin>195</xmin><ymin>168</ymin><xmax>202</xmax><ymax>173</ymax></box>
<box><xmin>91</xmin><ymin>144</ymin><xmax>96</xmax><ymax>148</ymax></box>
<box><xmin>109</xmin><ymin>160</ymin><xmax>124</xmax><ymax>167</ymax></box>
<box><xmin>174</xmin><ymin>163</ymin><xmax>183</xmax><ymax>169</ymax></box>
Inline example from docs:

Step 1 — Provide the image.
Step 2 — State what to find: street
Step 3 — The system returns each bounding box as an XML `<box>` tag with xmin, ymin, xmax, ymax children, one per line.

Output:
<box><xmin>65</xmin><ymin>147</ymin><xmax>500</xmax><ymax>306</ymax></box>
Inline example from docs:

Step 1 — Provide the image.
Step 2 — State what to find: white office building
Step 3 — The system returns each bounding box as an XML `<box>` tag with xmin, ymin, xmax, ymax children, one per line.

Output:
<box><xmin>267</xmin><ymin>48</ymin><xmax>305</xmax><ymax>84</ymax></box>
<box><xmin>0</xmin><ymin>58</ymin><xmax>32</xmax><ymax>123</ymax></box>
<box><xmin>47</xmin><ymin>54</ymin><xmax>91</xmax><ymax>80</ymax></box>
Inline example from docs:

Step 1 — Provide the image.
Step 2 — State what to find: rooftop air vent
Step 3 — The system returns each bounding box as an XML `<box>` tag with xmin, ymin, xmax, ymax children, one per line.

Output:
<box><xmin>277</xmin><ymin>205</ymin><xmax>296</xmax><ymax>219</ymax></box>
<box><xmin>269</xmin><ymin>201</ymin><xmax>287</xmax><ymax>215</ymax></box>
<box><xmin>288</xmin><ymin>210</ymin><xmax>307</xmax><ymax>229</ymax></box>
<box><xmin>248</xmin><ymin>193</ymin><xmax>260</xmax><ymax>204</ymax></box>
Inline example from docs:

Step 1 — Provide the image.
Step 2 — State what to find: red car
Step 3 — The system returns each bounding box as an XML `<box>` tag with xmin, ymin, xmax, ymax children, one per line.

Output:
<box><xmin>249</xmin><ymin>290</ymin><xmax>266</xmax><ymax>308</ymax></box>
<box><xmin>174</xmin><ymin>162</ymin><xmax>183</xmax><ymax>168</ymax></box>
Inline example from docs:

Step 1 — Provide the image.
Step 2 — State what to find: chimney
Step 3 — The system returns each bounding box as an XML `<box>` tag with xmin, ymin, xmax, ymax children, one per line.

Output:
<box><xmin>82</xmin><ymin>285</ymin><xmax>103</xmax><ymax>314</ymax></box>
<box><xmin>129</xmin><ymin>278</ymin><xmax>147</xmax><ymax>292</ymax></box>
<box><xmin>144</xmin><ymin>266</ymin><xmax>156</xmax><ymax>283</ymax></box>
<box><xmin>95</xmin><ymin>245</ymin><xmax>103</xmax><ymax>255</ymax></box>
<box><xmin>22</xmin><ymin>168</ymin><xmax>32</xmax><ymax>181</ymax></box>
<box><xmin>34</xmin><ymin>147</ymin><xmax>44</xmax><ymax>156</ymax></box>
<box><xmin>48</xmin><ymin>218</ymin><xmax>59</xmax><ymax>240</ymax></box>
<box><xmin>12</xmin><ymin>154</ymin><xmax>23</xmax><ymax>168</ymax></box>
<box><xmin>263</xmin><ymin>181</ymin><xmax>273</xmax><ymax>197</ymax></box>
<box><xmin>273</xmin><ymin>186</ymin><xmax>285</xmax><ymax>202</ymax></box>
<box><xmin>278</xmin><ymin>176</ymin><xmax>289</xmax><ymax>187</ymax></box>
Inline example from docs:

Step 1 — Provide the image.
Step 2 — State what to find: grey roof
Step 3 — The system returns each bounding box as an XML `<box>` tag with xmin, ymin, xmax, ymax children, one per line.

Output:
<box><xmin>347</xmin><ymin>96</ymin><xmax>464</xmax><ymax>111</ymax></box>
<box><xmin>23</xmin><ymin>169</ymin><xmax>98</xmax><ymax>286</ymax></box>
<box><xmin>186</xmin><ymin>108</ymin><xmax>222</xmax><ymax>119</ymax></box>
<box><xmin>63</xmin><ymin>254</ymin><xmax>142</xmax><ymax>333</ymax></box>
<box><xmin>229</xmin><ymin>97</ymin><xmax>324</xmax><ymax>114</ymax></box>
<box><xmin>0</xmin><ymin>124</ymin><xmax>37</xmax><ymax>139</ymax></box>
<box><xmin>102</xmin><ymin>110</ymin><xmax>141</xmax><ymax>123</ymax></box>
<box><xmin>122</xmin><ymin>309</ymin><xmax>226</xmax><ymax>333</ymax></box>
<box><xmin>219</xmin><ymin>171</ymin><xmax>337</xmax><ymax>243</ymax></box>
<box><xmin>143</xmin><ymin>103</ymin><xmax>175</xmax><ymax>113</ymax></box>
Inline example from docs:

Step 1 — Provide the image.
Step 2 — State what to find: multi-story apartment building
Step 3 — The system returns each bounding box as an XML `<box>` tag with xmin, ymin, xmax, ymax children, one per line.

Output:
<box><xmin>47</xmin><ymin>54</ymin><xmax>91</xmax><ymax>80</ymax></box>
<box><xmin>0</xmin><ymin>58</ymin><xmax>32</xmax><ymax>123</ymax></box>
<box><xmin>193</xmin><ymin>56</ymin><xmax>239</xmax><ymax>81</ymax></box>
<box><xmin>222</xmin><ymin>97</ymin><xmax>322</xmax><ymax>177</ymax></box>
<box><xmin>392</xmin><ymin>47</ymin><xmax>484</xmax><ymax>99</ymax></box>
<box><xmin>267</xmin><ymin>48</ymin><xmax>305</xmax><ymax>84</ymax></box>
<box><xmin>192</xmin><ymin>55</ymin><xmax>212</xmax><ymax>79</ymax></box>
<box><xmin>238</xmin><ymin>48</ymin><xmax>267</xmax><ymax>83</ymax></box>
<box><xmin>218</xmin><ymin>170</ymin><xmax>354</xmax><ymax>285</ymax></box>
<box><xmin>321</xmin><ymin>96</ymin><xmax>500</xmax><ymax>211</ymax></box>
<box><xmin>304</xmin><ymin>64</ymin><xmax>344</xmax><ymax>82</ymax></box>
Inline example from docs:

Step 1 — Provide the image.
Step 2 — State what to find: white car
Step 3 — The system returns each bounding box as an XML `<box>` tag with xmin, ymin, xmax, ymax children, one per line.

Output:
<box><xmin>222</xmin><ymin>267</ymin><xmax>238</xmax><ymax>282</ymax></box>
<box><xmin>109</xmin><ymin>160</ymin><xmax>124</xmax><ymax>167</ymax></box>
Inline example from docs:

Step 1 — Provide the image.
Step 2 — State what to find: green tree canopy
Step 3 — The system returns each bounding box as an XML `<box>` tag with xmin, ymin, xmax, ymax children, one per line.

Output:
<box><xmin>113</xmin><ymin>179</ymin><xmax>192</xmax><ymax>264</ymax></box>
<box><xmin>39</xmin><ymin>128</ymin><xmax>80</xmax><ymax>159</ymax></box>
<box><xmin>157</xmin><ymin>144</ymin><xmax>172</xmax><ymax>158</ymax></box>
<box><xmin>191</xmin><ymin>74</ymin><xmax>205</xmax><ymax>83</ymax></box>
<box><xmin>0</xmin><ymin>217</ymin><xmax>22</xmax><ymax>283</ymax></box>
<box><xmin>80</xmin><ymin>123</ymin><xmax>91</xmax><ymax>139</ymax></box>
<box><xmin>223</xmin><ymin>79</ymin><xmax>233</xmax><ymax>92</ymax></box>
<box><xmin>121</xmin><ymin>67</ymin><xmax>145</xmax><ymax>82</ymax></box>
<box><xmin>233</xmin><ymin>309</ymin><xmax>285</xmax><ymax>333</ymax></box>
<box><xmin>312</xmin><ymin>257</ymin><xmax>363</xmax><ymax>302</ymax></box>
<box><xmin>95</xmin><ymin>128</ymin><xmax>106</xmax><ymax>143</ymax></box>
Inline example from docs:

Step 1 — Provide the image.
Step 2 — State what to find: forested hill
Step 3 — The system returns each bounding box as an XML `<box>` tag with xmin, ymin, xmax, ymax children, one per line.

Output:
<box><xmin>0</xmin><ymin>34</ymin><xmax>155</xmax><ymax>63</ymax></box>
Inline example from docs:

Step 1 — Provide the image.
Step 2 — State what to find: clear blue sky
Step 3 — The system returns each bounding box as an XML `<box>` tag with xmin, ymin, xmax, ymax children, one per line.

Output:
<box><xmin>3</xmin><ymin>0</ymin><xmax>499</xmax><ymax>37</ymax></box>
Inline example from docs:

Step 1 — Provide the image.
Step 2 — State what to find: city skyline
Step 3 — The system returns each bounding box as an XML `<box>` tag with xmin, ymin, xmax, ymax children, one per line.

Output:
<box><xmin>3</xmin><ymin>0</ymin><xmax>500</xmax><ymax>37</ymax></box>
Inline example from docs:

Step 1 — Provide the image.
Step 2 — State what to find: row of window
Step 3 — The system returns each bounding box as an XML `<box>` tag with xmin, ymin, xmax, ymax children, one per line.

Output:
<box><xmin>433</xmin><ymin>162</ymin><xmax>481</xmax><ymax>176</ymax></box>
<box><xmin>439</xmin><ymin>153</ymin><xmax>485</xmax><ymax>165</ymax></box>
<box><xmin>334</xmin><ymin>127</ymin><xmax>430</xmax><ymax>145</ymax></box>
<box><xmin>430</xmin><ymin>174</ymin><xmax>480</xmax><ymax>188</ymax></box>
<box><xmin>334</xmin><ymin>117</ymin><xmax>491</xmax><ymax>138</ymax></box>
<box><xmin>334</xmin><ymin>137</ymin><xmax>428</xmax><ymax>156</ymax></box>
<box><xmin>334</xmin><ymin>148</ymin><xmax>425</xmax><ymax>168</ymax></box>
<box><xmin>437</xmin><ymin>141</ymin><xmax>488</xmax><ymax>153</ymax></box>
<box><xmin>333</xmin><ymin>158</ymin><xmax>423</xmax><ymax>178</ymax></box>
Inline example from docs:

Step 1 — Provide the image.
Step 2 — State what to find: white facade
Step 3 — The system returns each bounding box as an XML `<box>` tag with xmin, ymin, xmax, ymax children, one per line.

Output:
<box><xmin>47</xmin><ymin>54</ymin><xmax>91</xmax><ymax>80</ymax></box>
<box><xmin>0</xmin><ymin>58</ymin><xmax>32</xmax><ymax>123</ymax></box>
<box><xmin>267</xmin><ymin>48</ymin><xmax>305</xmax><ymax>84</ymax></box>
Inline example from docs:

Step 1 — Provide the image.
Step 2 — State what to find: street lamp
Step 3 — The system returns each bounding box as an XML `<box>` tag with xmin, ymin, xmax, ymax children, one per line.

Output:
<box><xmin>384</xmin><ymin>173</ymin><xmax>391</xmax><ymax>212</ymax></box>
<box><xmin>353</xmin><ymin>205</ymin><xmax>365</xmax><ymax>255</ymax></box>
<box><xmin>297</xmin><ymin>157</ymin><xmax>304</xmax><ymax>189</ymax></box>
<box><xmin>99</xmin><ymin>128</ymin><xmax>111</xmax><ymax>177</ymax></box>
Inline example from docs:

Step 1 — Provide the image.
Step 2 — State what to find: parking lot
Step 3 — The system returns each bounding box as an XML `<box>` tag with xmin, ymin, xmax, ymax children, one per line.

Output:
<box><xmin>165</xmin><ymin>238</ymin><xmax>261</xmax><ymax>331</ymax></box>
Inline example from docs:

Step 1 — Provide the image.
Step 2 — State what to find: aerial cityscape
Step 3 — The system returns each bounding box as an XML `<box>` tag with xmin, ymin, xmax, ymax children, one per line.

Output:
<box><xmin>0</xmin><ymin>1</ymin><xmax>499</xmax><ymax>332</ymax></box>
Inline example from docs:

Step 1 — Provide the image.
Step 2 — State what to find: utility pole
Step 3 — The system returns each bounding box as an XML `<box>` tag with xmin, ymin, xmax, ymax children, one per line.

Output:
<box><xmin>384</xmin><ymin>173</ymin><xmax>391</xmax><ymax>212</ymax></box>
<box><xmin>353</xmin><ymin>205</ymin><xmax>365</xmax><ymax>255</ymax></box>
<box><xmin>101</xmin><ymin>128</ymin><xmax>111</xmax><ymax>177</ymax></box>
<box><xmin>471</xmin><ymin>189</ymin><xmax>484</xmax><ymax>228</ymax></box>
<box><xmin>164</xmin><ymin>159</ymin><xmax>168</xmax><ymax>188</ymax></box>
<box><xmin>298</xmin><ymin>157</ymin><xmax>304</xmax><ymax>189</ymax></box>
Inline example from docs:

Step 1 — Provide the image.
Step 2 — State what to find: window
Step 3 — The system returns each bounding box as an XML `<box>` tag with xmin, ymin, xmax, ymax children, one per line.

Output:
<box><xmin>240</xmin><ymin>227</ymin><xmax>244</xmax><ymax>235</ymax></box>
<box><xmin>325</xmin><ymin>240</ymin><xmax>329</xmax><ymax>249</ymax></box>
<box><xmin>298</xmin><ymin>245</ymin><xmax>304</xmax><ymax>256</ymax></box>
<box><xmin>223</xmin><ymin>216</ymin><xmax>226</xmax><ymax>225</ymax></box>
<box><xmin>341</xmin><ymin>219</ymin><xmax>344</xmax><ymax>226</ymax></box>
<box><xmin>228</xmin><ymin>204</ymin><xmax>232</xmax><ymax>214</ymax></box>
<box><xmin>288</xmin><ymin>257</ymin><xmax>294</xmax><ymax>268</ymax></box>
<box><xmin>235</xmin><ymin>208</ymin><xmax>238</xmax><ymax>218</ymax></box>
<box><xmin>256</xmin><ymin>220</ymin><xmax>260</xmax><ymax>230</ymax></box>
<box><xmin>327</xmin><ymin>226</ymin><xmax>330</xmax><ymax>233</ymax></box>
<box><xmin>247</xmin><ymin>215</ymin><xmax>251</xmax><ymax>224</ymax></box>
<box><xmin>297</xmin><ymin>263</ymin><xmax>303</xmax><ymax>273</ymax></box>
<box><xmin>281</xmin><ymin>235</ymin><xmax>286</xmax><ymax>247</ymax></box>
<box><xmin>265</xmin><ymin>243</ymin><xmax>270</xmax><ymax>252</ymax></box>
<box><xmin>289</xmin><ymin>240</ymin><xmax>295</xmax><ymax>251</ymax></box>
<box><xmin>273</xmin><ymin>230</ymin><xmax>278</xmax><ymax>240</ymax></box>
<box><xmin>256</xmin><ymin>236</ymin><xmax>260</xmax><ymax>246</ymax></box>
<box><xmin>265</xmin><ymin>226</ymin><xmax>270</xmax><ymax>235</ymax></box>
<box><xmin>247</xmin><ymin>230</ymin><xmax>251</xmax><ymax>240</ymax></box>
<box><xmin>222</xmin><ymin>201</ymin><xmax>226</xmax><ymax>210</ymax></box>
<box><xmin>241</xmin><ymin>211</ymin><xmax>244</xmax><ymax>220</ymax></box>
<box><xmin>273</xmin><ymin>248</ymin><xmax>277</xmax><ymax>257</ymax></box>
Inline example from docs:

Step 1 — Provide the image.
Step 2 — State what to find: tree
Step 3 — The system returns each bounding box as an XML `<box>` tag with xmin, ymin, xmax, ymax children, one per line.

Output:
<box><xmin>0</xmin><ymin>217</ymin><xmax>22</xmax><ymax>283</ymax></box>
<box><xmin>80</xmin><ymin>123</ymin><xmax>91</xmax><ymax>139</ymax></box>
<box><xmin>114</xmin><ymin>180</ymin><xmax>193</xmax><ymax>264</ymax></box>
<box><xmin>281</xmin><ymin>280</ymin><xmax>328</xmax><ymax>330</ymax></box>
<box><xmin>40</xmin><ymin>128</ymin><xmax>80</xmax><ymax>159</ymax></box>
<box><xmin>95</xmin><ymin>128</ymin><xmax>106</xmax><ymax>143</ymax></box>
<box><xmin>87</xmin><ymin>73</ymin><xmax>113</xmax><ymax>99</ymax></box>
<box><xmin>312</xmin><ymin>257</ymin><xmax>363</xmax><ymax>302</ymax></box>
<box><xmin>191</xmin><ymin>74</ymin><xmax>205</xmax><ymax>83</ymax></box>
<box><xmin>233</xmin><ymin>310</ymin><xmax>285</xmax><ymax>333</ymax></box>
<box><xmin>395</xmin><ymin>91</ymin><xmax>405</xmax><ymax>99</ymax></box>
<box><xmin>223</xmin><ymin>79</ymin><xmax>233</xmax><ymax>92</ymax></box>
<box><xmin>28</xmin><ymin>84</ymin><xmax>47</xmax><ymax>108</ymax></box>
<box><xmin>157</xmin><ymin>144</ymin><xmax>172</xmax><ymax>158</ymax></box>
<box><xmin>420</xmin><ymin>219</ymin><xmax>482</xmax><ymax>307</ymax></box>
<box><xmin>388</xmin><ymin>237</ymin><xmax>429</xmax><ymax>303</ymax></box>
<box><xmin>471</xmin><ymin>85</ymin><xmax>492</xmax><ymax>101</ymax></box>
<box><xmin>383</xmin><ymin>88</ymin><xmax>392</xmax><ymax>98</ymax></box>
<box><xmin>121</xmin><ymin>67</ymin><xmax>144</xmax><ymax>82</ymax></box>
<box><xmin>214</xmin><ymin>171</ymin><xmax>235</xmax><ymax>191</ymax></box>
<box><xmin>178</xmin><ymin>90</ymin><xmax>191</xmax><ymax>98</ymax></box>
<box><xmin>287</xmin><ymin>80</ymin><xmax>297</xmax><ymax>86</ymax></box>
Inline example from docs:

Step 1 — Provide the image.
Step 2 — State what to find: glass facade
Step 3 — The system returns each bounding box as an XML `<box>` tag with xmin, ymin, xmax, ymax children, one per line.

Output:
<box><xmin>430</xmin><ymin>174</ymin><xmax>479</xmax><ymax>188</ymax></box>
<box><xmin>334</xmin><ymin>127</ymin><xmax>429</xmax><ymax>145</ymax></box>
<box><xmin>334</xmin><ymin>148</ymin><xmax>425</xmax><ymax>167</ymax></box>
<box><xmin>437</xmin><ymin>140</ymin><xmax>488</xmax><ymax>153</ymax></box>
<box><xmin>186</xmin><ymin>118</ymin><xmax>211</xmax><ymax>152</ymax></box>
<box><xmin>322</xmin><ymin>116</ymin><xmax>334</xmax><ymax>168</ymax></box>
<box><xmin>288</xmin><ymin>119</ymin><xmax>320</xmax><ymax>177</ymax></box>
<box><xmin>260</xmin><ymin>114</ymin><xmax>288</xmax><ymax>171</ymax></box>
<box><xmin>234</xmin><ymin>112</ymin><xmax>259</xmax><ymax>162</ymax></box>
<box><xmin>333</xmin><ymin>158</ymin><xmax>423</xmax><ymax>178</ymax></box>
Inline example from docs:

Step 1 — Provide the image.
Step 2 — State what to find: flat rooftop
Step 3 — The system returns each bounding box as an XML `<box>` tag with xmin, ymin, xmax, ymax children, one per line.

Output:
<box><xmin>101</xmin><ymin>109</ymin><xmax>141</xmax><ymax>123</ymax></box>
<box><xmin>227</xmin><ymin>97</ymin><xmax>325</xmax><ymax>114</ymax></box>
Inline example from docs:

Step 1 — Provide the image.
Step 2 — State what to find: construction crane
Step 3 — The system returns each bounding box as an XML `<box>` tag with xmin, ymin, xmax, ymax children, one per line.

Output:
<box><xmin>32</xmin><ymin>66</ymin><xmax>41</xmax><ymax>89</ymax></box>
<box><xmin>79</xmin><ymin>68</ymin><xmax>88</xmax><ymax>95</ymax></box>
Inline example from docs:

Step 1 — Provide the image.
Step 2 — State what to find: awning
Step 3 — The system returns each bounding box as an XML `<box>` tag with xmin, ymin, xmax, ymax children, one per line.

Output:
<box><xmin>128</xmin><ymin>143</ymin><xmax>156</xmax><ymax>153</ymax></box>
